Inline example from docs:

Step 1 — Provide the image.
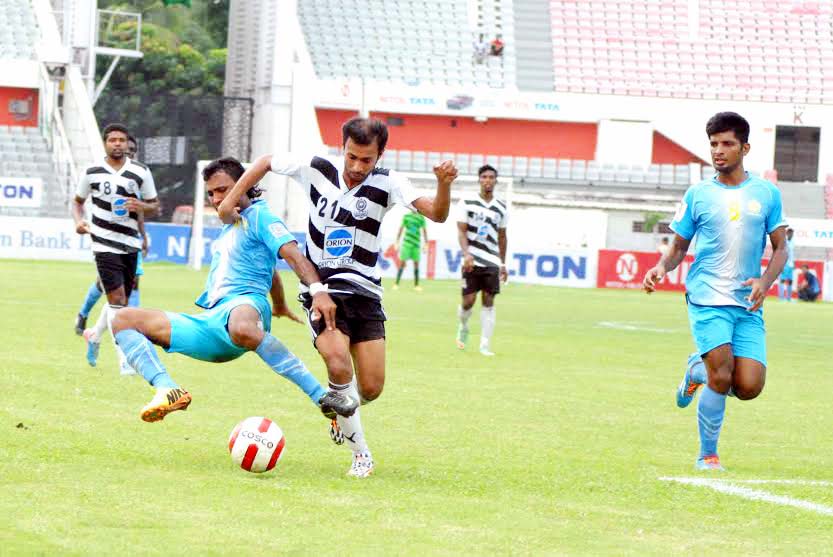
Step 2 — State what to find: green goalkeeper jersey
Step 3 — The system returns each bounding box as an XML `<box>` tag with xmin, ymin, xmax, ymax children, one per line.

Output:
<box><xmin>401</xmin><ymin>212</ymin><xmax>426</xmax><ymax>249</ymax></box>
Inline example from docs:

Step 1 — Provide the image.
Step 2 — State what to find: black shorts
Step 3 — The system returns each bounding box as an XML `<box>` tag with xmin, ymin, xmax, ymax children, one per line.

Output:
<box><xmin>300</xmin><ymin>292</ymin><xmax>386</xmax><ymax>345</ymax></box>
<box><xmin>462</xmin><ymin>266</ymin><xmax>500</xmax><ymax>296</ymax></box>
<box><xmin>94</xmin><ymin>251</ymin><xmax>138</xmax><ymax>299</ymax></box>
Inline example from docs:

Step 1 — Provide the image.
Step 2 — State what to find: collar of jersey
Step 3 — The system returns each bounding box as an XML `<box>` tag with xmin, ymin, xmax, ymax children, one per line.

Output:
<box><xmin>710</xmin><ymin>171</ymin><xmax>752</xmax><ymax>189</ymax></box>
<box><xmin>103</xmin><ymin>156</ymin><xmax>131</xmax><ymax>175</ymax></box>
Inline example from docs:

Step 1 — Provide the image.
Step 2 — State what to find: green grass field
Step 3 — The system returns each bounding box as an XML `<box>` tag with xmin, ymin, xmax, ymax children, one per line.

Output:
<box><xmin>1</xmin><ymin>259</ymin><xmax>832</xmax><ymax>555</ymax></box>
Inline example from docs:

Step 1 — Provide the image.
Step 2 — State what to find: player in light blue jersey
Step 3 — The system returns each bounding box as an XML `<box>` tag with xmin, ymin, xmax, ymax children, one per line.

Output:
<box><xmin>778</xmin><ymin>228</ymin><xmax>795</xmax><ymax>301</ymax></box>
<box><xmin>643</xmin><ymin>112</ymin><xmax>789</xmax><ymax>471</ymax></box>
<box><xmin>110</xmin><ymin>158</ymin><xmax>358</xmax><ymax>424</ymax></box>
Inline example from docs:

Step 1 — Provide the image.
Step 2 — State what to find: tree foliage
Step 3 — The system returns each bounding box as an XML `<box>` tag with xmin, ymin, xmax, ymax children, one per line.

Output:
<box><xmin>92</xmin><ymin>1</ymin><xmax>233</xmax><ymax>220</ymax></box>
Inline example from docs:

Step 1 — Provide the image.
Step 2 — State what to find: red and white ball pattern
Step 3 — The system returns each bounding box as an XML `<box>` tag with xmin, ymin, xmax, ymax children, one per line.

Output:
<box><xmin>228</xmin><ymin>417</ymin><xmax>285</xmax><ymax>473</ymax></box>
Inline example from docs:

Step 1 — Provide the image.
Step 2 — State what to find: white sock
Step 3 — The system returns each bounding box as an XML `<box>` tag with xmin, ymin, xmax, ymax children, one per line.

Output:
<box><xmin>480</xmin><ymin>306</ymin><xmax>496</xmax><ymax>348</ymax></box>
<box><xmin>90</xmin><ymin>305</ymin><xmax>110</xmax><ymax>341</ymax></box>
<box><xmin>331</xmin><ymin>378</ymin><xmax>369</xmax><ymax>454</ymax></box>
<box><xmin>458</xmin><ymin>305</ymin><xmax>472</xmax><ymax>328</ymax></box>
<box><xmin>105</xmin><ymin>305</ymin><xmax>131</xmax><ymax>369</ymax></box>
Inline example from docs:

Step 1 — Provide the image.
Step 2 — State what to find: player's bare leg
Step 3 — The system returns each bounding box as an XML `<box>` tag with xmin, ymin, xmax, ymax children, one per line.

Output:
<box><xmin>479</xmin><ymin>291</ymin><xmax>496</xmax><ymax>356</ymax></box>
<box><xmin>314</xmin><ymin>328</ymin><xmax>363</xmax><ymax>444</ymax></box>
<box><xmin>456</xmin><ymin>292</ymin><xmax>477</xmax><ymax>349</ymax></box>
<box><xmin>336</xmin><ymin>339</ymin><xmax>385</xmax><ymax>478</ymax></box>
<box><xmin>731</xmin><ymin>357</ymin><xmax>766</xmax><ymax>401</ymax></box>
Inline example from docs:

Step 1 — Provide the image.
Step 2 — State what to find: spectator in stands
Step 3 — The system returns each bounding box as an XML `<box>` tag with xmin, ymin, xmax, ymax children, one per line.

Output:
<box><xmin>473</xmin><ymin>33</ymin><xmax>488</xmax><ymax>64</ymax></box>
<box><xmin>490</xmin><ymin>34</ymin><xmax>504</xmax><ymax>57</ymax></box>
<box><xmin>797</xmin><ymin>264</ymin><xmax>820</xmax><ymax>302</ymax></box>
<box><xmin>657</xmin><ymin>237</ymin><xmax>670</xmax><ymax>256</ymax></box>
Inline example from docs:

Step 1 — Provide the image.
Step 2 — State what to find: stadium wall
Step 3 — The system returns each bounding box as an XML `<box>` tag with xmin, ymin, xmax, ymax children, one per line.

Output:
<box><xmin>315</xmin><ymin>108</ymin><xmax>600</xmax><ymax>159</ymax></box>
<box><xmin>314</xmin><ymin>79</ymin><xmax>833</xmax><ymax>180</ymax></box>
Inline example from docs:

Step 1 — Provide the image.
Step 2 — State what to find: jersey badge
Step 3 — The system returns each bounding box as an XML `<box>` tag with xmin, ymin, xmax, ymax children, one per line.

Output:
<box><xmin>353</xmin><ymin>198</ymin><xmax>368</xmax><ymax>220</ymax></box>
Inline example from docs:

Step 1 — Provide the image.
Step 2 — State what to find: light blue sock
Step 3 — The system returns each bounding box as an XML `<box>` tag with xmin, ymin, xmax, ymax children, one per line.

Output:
<box><xmin>786</xmin><ymin>283</ymin><xmax>792</xmax><ymax>300</ymax></box>
<box><xmin>255</xmin><ymin>334</ymin><xmax>326</xmax><ymax>405</ymax></box>
<box><xmin>697</xmin><ymin>386</ymin><xmax>726</xmax><ymax>457</ymax></box>
<box><xmin>114</xmin><ymin>329</ymin><xmax>178</xmax><ymax>389</ymax></box>
<box><xmin>79</xmin><ymin>282</ymin><xmax>102</xmax><ymax>318</ymax></box>
<box><xmin>128</xmin><ymin>288</ymin><xmax>140</xmax><ymax>307</ymax></box>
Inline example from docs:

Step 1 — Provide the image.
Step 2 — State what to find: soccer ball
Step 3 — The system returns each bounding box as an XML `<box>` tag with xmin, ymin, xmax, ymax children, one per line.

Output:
<box><xmin>228</xmin><ymin>416</ymin><xmax>285</xmax><ymax>473</ymax></box>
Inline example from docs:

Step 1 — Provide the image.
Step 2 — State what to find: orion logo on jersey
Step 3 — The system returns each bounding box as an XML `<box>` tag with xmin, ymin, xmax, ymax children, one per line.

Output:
<box><xmin>324</xmin><ymin>226</ymin><xmax>356</xmax><ymax>258</ymax></box>
<box><xmin>112</xmin><ymin>197</ymin><xmax>129</xmax><ymax>220</ymax></box>
<box><xmin>477</xmin><ymin>224</ymin><xmax>489</xmax><ymax>238</ymax></box>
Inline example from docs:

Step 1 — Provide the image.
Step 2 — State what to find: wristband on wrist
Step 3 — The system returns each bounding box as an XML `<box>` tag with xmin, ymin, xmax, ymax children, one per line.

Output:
<box><xmin>309</xmin><ymin>282</ymin><xmax>327</xmax><ymax>296</ymax></box>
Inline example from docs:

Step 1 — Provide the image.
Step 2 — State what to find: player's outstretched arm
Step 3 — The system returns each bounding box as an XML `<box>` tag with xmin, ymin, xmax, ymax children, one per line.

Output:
<box><xmin>744</xmin><ymin>226</ymin><xmax>788</xmax><ymax>312</ymax></box>
<box><xmin>413</xmin><ymin>160</ymin><xmax>458</xmax><ymax>222</ymax></box>
<box><xmin>278</xmin><ymin>241</ymin><xmax>337</xmax><ymax>331</ymax></box>
<box><xmin>217</xmin><ymin>154</ymin><xmax>272</xmax><ymax>224</ymax></box>
<box><xmin>643</xmin><ymin>233</ymin><xmax>690</xmax><ymax>293</ymax></box>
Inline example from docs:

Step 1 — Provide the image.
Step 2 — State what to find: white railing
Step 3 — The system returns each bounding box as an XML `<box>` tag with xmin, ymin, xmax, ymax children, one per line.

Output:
<box><xmin>38</xmin><ymin>62</ymin><xmax>79</xmax><ymax>211</ymax></box>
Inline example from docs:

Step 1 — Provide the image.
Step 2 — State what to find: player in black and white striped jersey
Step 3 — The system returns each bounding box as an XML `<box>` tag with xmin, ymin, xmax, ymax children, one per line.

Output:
<box><xmin>455</xmin><ymin>164</ymin><xmax>508</xmax><ymax>356</ymax></box>
<box><xmin>71</xmin><ymin>123</ymin><xmax>159</xmax><ymax>373</ymax></box>
<box><xmin>218</xmin><ymin>118</ymin><xmax>458</xmax><ymax>477</ymax></box>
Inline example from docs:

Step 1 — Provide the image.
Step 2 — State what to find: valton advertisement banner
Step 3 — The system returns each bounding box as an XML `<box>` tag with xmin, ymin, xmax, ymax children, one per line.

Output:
<box><xmin>597</xmin><ymin>249</ymin><xmax>824</xmax><ymax>299</ymax></box>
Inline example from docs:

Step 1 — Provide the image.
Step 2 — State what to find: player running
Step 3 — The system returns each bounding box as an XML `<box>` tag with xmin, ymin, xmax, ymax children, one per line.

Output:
<box><xmin>217</xmin><ymin>117</ymin><xmax>458</xmax><ymax>477</ymax></box>
<box><xmin>392</xmin><ymin>210</ymin><xmax>428</xmax><ymax>291</ymax></box>
<box><xmin>72</xmin><ymin>124</ymin><xmax>158</xmax><ymax>374</ymax></box>
<box><xmin>110</xmin><ymin>157</ymin><xmax>358</xmax><ymax>423</ymax></box>
<box><xmin>75</xmin><ymin>136</ymin><xmax>146</xmax><ymax>343</ymax></box>
<box><xmin>454</xmin><ymin>164</ymin><xmax>508</xmax><ymax>356</ymax></box>
<box><xmin>643</xmin><ymin>112</ymin><xmax>788</xmax><ymax>471</ymax></box>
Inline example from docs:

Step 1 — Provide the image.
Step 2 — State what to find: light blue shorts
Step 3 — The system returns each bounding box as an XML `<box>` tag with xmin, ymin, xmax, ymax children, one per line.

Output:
<box><xmin>136</xmin><ymin>252</ymin><xmax>144</xmax><ymax>277</ymax></box>
<box><xmin>687</xmin><ymin>301</ymin><xmax>766</xmax><ymax>366</ymax></box>
<box><xmin>779</xmin><ymin>265</ymin><xmax>794</xmax><ymax>281</ymax></box>
<box><xmin>166</xmin><ymin>295</ymin><xmax>271</xmax><ymax>363</ymax></box>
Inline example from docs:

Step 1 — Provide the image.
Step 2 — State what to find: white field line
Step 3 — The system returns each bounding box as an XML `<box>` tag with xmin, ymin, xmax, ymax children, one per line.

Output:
<box><xmin>659</xmin><ymin>477</ymin><xmax>833</xmax><ymax>516</ymax></box>
<box><xmin>729</xmin><ymin>479</ymin><xmax>833</xmax><ymax>487</ymax></box>
<box><xmin>596</xmin><ymin>321</ymin><xmax>679</xmax><ymax>334</ymax></box>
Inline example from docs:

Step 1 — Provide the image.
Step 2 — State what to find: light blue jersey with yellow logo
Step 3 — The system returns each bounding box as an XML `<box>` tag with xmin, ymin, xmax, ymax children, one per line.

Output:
<box><xmin>195</xmin><ymin>200</ymin><xmax>296</xmax><ymax>309</ymax></box>
<box><xmin>671</xmin><ymin>173</ymin><xmax>787</xmax><ymax>309</ymax></box>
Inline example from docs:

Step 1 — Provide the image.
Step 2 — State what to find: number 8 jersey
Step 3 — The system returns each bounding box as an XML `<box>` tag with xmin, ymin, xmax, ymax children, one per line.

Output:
<box><xmin>270</xmin><ymin>153</ymin><xmax>420</xmax><ymax>300</ymax></box>
<box><xmin>76</xmin><ymin>158</ymin><xmax>157</xmax><ymax>254</ymax></box>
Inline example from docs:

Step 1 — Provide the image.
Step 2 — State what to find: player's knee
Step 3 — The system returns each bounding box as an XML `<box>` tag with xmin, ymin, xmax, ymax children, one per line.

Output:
<box><xmin>111</xmin><ymin>308</ymin><xmax>138</xmax><ymax>334</ymax></box>
<box><xmin>228</xmin><ymin>322</ymin><xmax>262</xmax><ymax>350</ymax></box>
<box><xmin>359</xmin><ymin>380</ymin><xmax>384</xmax><ymax>402</ymax></box>
<box><xmin>318</xmin><ymin>347</ymin><xmax>353</xmax><ymax>382</ymax></box>
<box><xmin>708</xmin><ymin>368</ymin><xmax>733</xmax><ymax>394</ymax></box>
<box><xmin>733</xmin><ymin>378</ymin><xmax>764</xmax><ymax>400</ymax></box>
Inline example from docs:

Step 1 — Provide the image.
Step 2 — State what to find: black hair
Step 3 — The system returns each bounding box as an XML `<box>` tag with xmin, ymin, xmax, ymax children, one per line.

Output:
<box><xmin>102</xmin><ymin>123</ymin><xmax>129</xmax><ymax>141</ymax></box>
<box><xmin>202</xmin><ymin>157</ymin><xmax>262</xmax><ymax>199</ymax></box>
<box><xmin>127</xmin><ymin>134</ymin><xmax>137</xmax><ymax>145</ymax></box>
<box><xmin>478</xmin><ymin>164</ymin><xmax>498</xmax><ymax>177</ymax></box>
<box><xmin>342</xmin><ymin>117</ymin><xmax>388</xmax><ymax>153</ymax></box>
<box><xmin>706</xmin><ymin>112</ymin><xmax>750</xmax><ymax>144</ymax></box>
